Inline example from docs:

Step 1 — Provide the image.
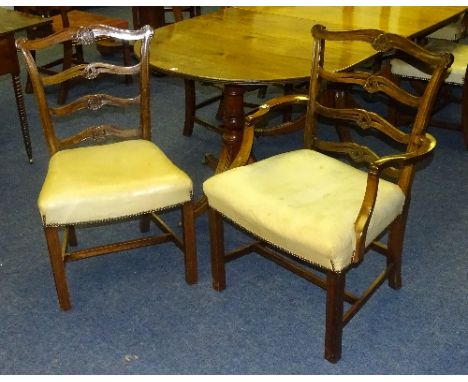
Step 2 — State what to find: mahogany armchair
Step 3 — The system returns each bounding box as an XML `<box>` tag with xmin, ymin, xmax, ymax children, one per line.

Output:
<box><xmin>16</xmin><ymin>24</ymin><xmax>197</xmax><ymax>311</ymax></box>
<box><xmin>203</xmin><ymin>25</ymin><xmax>452</xmax><ymax>362</ymax></box>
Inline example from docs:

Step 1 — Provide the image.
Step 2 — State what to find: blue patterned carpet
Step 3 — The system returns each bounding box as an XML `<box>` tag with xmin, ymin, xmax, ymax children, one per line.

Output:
<box><xmin>0</xmin><ymin>6</ymin><xmax>467</xmax><ymax>375</ymax></box>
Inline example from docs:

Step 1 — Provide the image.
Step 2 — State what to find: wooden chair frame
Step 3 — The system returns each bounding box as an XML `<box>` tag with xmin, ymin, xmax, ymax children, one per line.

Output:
<box><xmin>206</xmin><ymin>25</ymin><xmax>452</xmax><ymax>363</ymax></box>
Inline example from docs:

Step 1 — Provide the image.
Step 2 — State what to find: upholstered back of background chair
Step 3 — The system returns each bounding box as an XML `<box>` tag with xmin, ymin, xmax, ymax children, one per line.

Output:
<box><xmin>389</xmin><ymin>11</ymin><xmax>468</xmax><ymax>148</ymax></box>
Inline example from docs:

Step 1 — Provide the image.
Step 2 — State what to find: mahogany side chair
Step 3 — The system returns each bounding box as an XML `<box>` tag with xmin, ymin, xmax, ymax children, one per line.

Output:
<box><xmin>203</xmin><ymin>25</ymin><xmax>452</xmax><ymax>363</ymax></box>
<box><xmin>16</xmin><ymin>24</ymin><xmax>197</xmax><ymax>311</ymax></box>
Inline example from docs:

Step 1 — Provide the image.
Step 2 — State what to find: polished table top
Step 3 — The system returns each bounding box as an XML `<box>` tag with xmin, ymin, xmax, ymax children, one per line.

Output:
<box><xmin>148</xmin><ymin>6</ymin><xmax>467</xmax><ymax>84</ymax></box>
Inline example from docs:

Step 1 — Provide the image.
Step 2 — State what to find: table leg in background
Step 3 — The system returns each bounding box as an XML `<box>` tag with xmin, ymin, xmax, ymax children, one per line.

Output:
<box><xmin>0</xmin><ymin>34</ymin><xmax>33</xmax><ymax>163</ymax></box>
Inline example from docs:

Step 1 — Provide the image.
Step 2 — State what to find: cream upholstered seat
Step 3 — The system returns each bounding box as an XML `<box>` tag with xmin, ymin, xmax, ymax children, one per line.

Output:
<box><xmin>204</xmin><ymin>149</ymin><xmax>405</xmax><ymax>272</ymax></box>
<box><xmin>39</xmin><ymin>140</ymin><xmax>192</xmax><ymax>226</ymax></box>
<box><xmin>16</xmin><ymin>24</ymin><xmax>197</xmax><ymax>311</ymax></box>
<box><xmin>203</xmin><ymin>25</ymin><xmax>451</xmax><ymax>363</ymax></box>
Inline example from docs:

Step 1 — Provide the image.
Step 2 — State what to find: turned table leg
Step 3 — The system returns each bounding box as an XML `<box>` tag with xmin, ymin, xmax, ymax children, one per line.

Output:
<box><xmin>1</xmin><ymin>34</ymin><xmax>33</xmax><ymax>164</ymax></box>
<box><xmin>12</xmin><ymin>73</ymin><xmax>33</xmax><ymax>163</ymax></box>
<box><xmin>215</xmin><ymin>84</ymin><xmax>246</xmax><ymax>173</ymax></box>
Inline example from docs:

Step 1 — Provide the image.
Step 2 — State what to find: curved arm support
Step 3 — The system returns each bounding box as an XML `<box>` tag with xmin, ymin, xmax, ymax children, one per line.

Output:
<box><xmin>372</xmin><ymin>133</ymin><xmax>436</xmax><ymax>171</ymax></box>
<box><xmin>226</xmin><ymin>95</ymin><xmax>310</xmax><ymax>169</ymax></box>
<box><xmin>227</xmin><ymin>124</ymin><xmax>255</xmax><ymax>170</ymax></box>
<box><xmin>246</xmin><ymin>94</ymin><xmax>309</xmax><ymax>125</ymax></box>
<box><xmin>352</xmin><ymin>133</ymin><xmax>436</xmax><ymax>264</ymax></box>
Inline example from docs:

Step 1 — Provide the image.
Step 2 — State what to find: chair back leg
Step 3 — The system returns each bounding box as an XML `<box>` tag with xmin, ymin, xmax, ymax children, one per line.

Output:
<box><xmin>182</xmin><ymin>201</ymin><xmax>197</xmax><ymax>284</ymax></box>
<box><xmin>462</xmin><ymin>65</ymin><xmax>468</xmax><ymax>148</ymax></box>
<box><xmin>139</xmin><ymin>215</ymin><xmax>151</xmax><ymax>233</ymax></box>
<box><xmin>66</xmin><ymin>226</ymin><xmax>78</xmax><ymax>247</ymax></box>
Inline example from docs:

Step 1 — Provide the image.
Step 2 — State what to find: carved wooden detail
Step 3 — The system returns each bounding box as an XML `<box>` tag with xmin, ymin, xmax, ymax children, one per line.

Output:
<box><xmin>73</xmin><ymin>27</ymin><xmax>95</xmax><ymax>45</ymax></box>
<box><xmin>371</xmin><ymin>32</ymin><xmax>392</xmax><ymax>52</ymax></box>
<box><xmin>87</xmin><ymin>94</ymin><xmax>104</xmax><ymax>110</ymax></box>
<box><xmin>315</xmin><ymin>103</ymin><xmax>410</xmax><ymax>144</ymax></box>
<box><xmin>51</xmin><ymin>94</ymin><xmax>140</xmax><ymax>116</ymax></box>
<box><xmin>84</xmin><ymin>64</ymin><xmax>99</xmax><ymax>79</ymax></box>
<box><xmin>320</xmin><ymin>69</ymin><xmax>421</xmax><ymax>108</ymax></box>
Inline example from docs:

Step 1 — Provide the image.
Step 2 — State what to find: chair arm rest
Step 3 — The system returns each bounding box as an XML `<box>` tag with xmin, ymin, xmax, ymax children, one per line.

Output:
<box><xmin>227</xmin><ymin>124</ymin><xmax>255</xmax><ymax>170</ymax></box>
<box><xmin>246</xmin><ymin>94</ymin><xmax>309</xmax><ymax>125</ymax></box>
<box><xmin>372</xmin><ymin>133</ymin><xmax>436</xmax><ymax>173</ymax></box>
<box><xmin>352</xmin><ymin>133</ymin><xmax>436</xmax><ymax>264</ymax></box>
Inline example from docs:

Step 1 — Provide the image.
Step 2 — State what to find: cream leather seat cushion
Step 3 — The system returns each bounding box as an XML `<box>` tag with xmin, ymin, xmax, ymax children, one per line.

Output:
<box><xmin>38</xmin><ymin>139</ymin><xmax>192</xmax><ymax>226</ymax></box>
<box><xmin>203</xmin><ymin>149</ymin><xmax>405</xmax><ymax>272</ymax></box>
<box><xmin>390</xmin><ymin>39</ymin><xmax>468</xmax><ymax>85</ymax></box>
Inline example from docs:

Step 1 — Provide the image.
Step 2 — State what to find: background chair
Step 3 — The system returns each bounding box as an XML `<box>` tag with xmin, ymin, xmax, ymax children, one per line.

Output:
<box><xmin>132</xmin><ymin>6</ymin><xmax>201</xmax><ymax>29</ymax></box>
<box><xmin>131</xmin><ymin>6</ymin><xmax>218</xmax><ymax>137</ymax></box>
<box><xmin>427</xmin><ymin>12</ymin><xmax>467</xmax><ymax>41</ymax></box>
<box><xmin>16</xmin><ymin>24</ymin><xmax>197</xmax><ymax>311</ymax></box>
<box><xmin>203</xmin><ymin>25</ymin><xmax>452</xmax><ymax>363</ymax></box>
<box><xmin>15</xmin><ymin>6</ymin><xmax>132</xmax><ymax>105</ymax></box>
<box><xmin>388</xmin><ymin>12</ymin><xmax>467</xmax><ymax>148</ymax></box>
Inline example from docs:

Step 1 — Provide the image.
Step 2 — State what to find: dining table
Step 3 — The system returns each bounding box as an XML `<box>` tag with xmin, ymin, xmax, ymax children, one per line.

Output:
<box><xmin>142</xmin><ymin>5</ymin><xmax>467</xmax><ymax>215</ymax></box>
<box><xmin>0</xmin><ymin>7</ymin><xmax>51</xmax><ymax>164</ymax></box>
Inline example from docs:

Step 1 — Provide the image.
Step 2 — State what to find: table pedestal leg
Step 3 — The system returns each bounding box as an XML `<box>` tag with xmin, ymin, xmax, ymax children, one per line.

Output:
<box><xmin>193</xmin><ymin>84</ymin><xmax>246</xmax><ymax>217</ymax></box>
<box><xmin>183</xmin><ymin>79</ymin><xmax>196</xmax><ymax>136</ymax></box>
<box><xmin>215</xmin><ymin>84</ymin><xmax>246</xmax><ymax>173</ymax></box>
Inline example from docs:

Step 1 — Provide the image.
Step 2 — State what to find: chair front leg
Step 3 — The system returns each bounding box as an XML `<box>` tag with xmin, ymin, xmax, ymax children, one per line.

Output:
<box><xmin>324</xmin><ymin>270</ymin><xmax>345</xmax><ymax>363</ymax></box>
<box><xmin>208</xmin><ymin>207</ymin><xmax>226</xmax><ymax>291</ymax></box>
<box><xmin>44</xmin><ymin>226</ymin><xmax>72</xmax><ymax>311</ymax></box>
<box><xmin>182</xmin><ymin>201</ymin><xmax>197</xmax><ymax>284</ymax></box>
